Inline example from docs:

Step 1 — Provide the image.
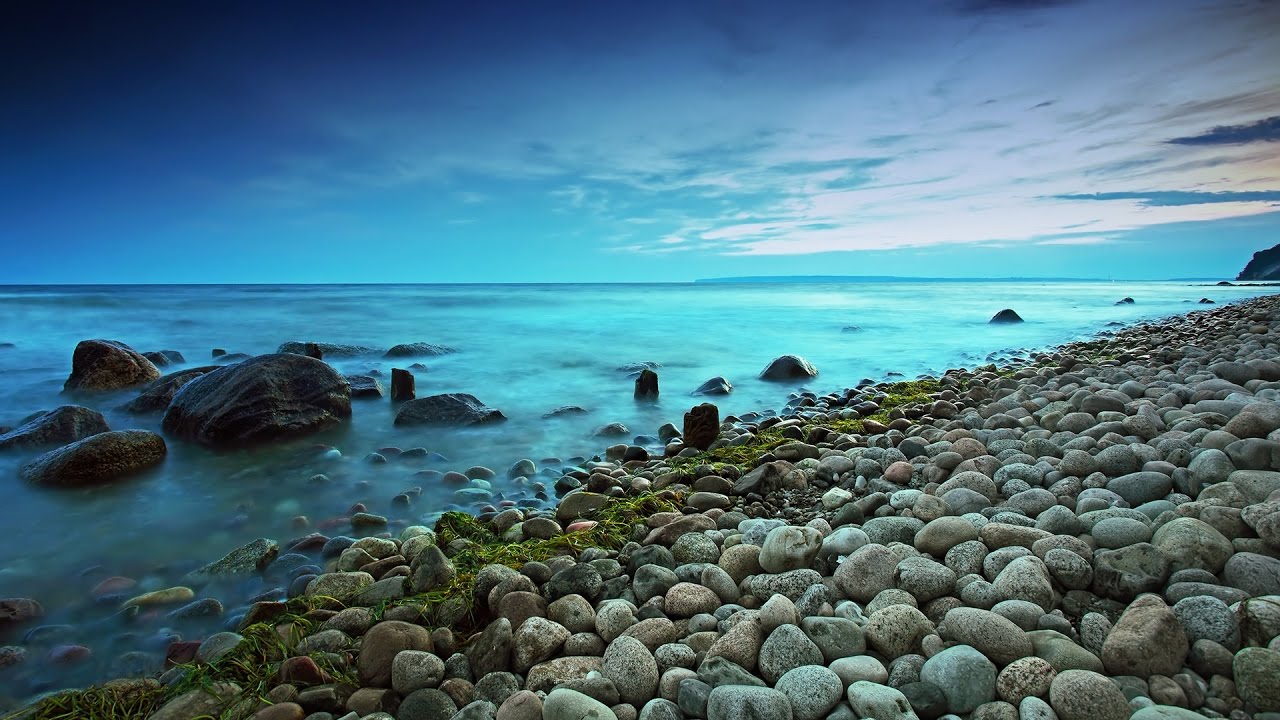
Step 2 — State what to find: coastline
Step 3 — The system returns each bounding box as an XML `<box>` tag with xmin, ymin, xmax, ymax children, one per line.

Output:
<box><xmin>6</xmin><ymin>293</ymin><xmax>1280</xmax><ymax>720</ymax></box>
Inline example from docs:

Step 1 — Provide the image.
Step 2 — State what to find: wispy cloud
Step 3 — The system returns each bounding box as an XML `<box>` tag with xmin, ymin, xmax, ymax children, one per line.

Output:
<box><xmin>1054</xmin><ymin>191</ymin><xmax>1280</xmax><ymax>206</ymax></box>
<box><xmin>1167</xmin><ymin>116</ymin><xmax>1280</xmax><ymax>146</ymax></box>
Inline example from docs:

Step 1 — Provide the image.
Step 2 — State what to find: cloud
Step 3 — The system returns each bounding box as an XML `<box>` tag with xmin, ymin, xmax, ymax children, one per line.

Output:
<box><xmin>1054</xmin><ymin>191</ymin><xmax>1280</xmax><ymax>206</ymax></box>
<box><xmin>1167</xmin><ymin>116</ymin><xmax>1280</xmax><ymax>146</ymax></box>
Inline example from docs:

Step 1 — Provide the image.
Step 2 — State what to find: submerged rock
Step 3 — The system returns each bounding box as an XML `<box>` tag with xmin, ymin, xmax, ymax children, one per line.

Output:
<box><xmin>760</xmin><ymin>355</ymin><xmax>818</xmax><ymax>381</ymax></box>
<box><xmin>0</xmin><ymin>405</ymin><xmax>109</xmax><ymax>450</ymax></box>
<box><xmin>162</xmin><ymin>354</ymin><xmax>351</xmax><ymax>447</ymax></box>
<box><xmin>63</xmin><ymin>339</ymin><xmax>161</xmax><ymax>391</ymax></box>
<box><xmin>21</xmin><ymin>430</ymin><xmax>167</xmax><ymax>487</ymax></box>
<box><xmin>394</xmin><ymin>393</ymin><xmax>506</xmax><ymax>427</ymax></box>
<box><xmin>635</xmin><ymin>368</ymin><xmax>660</xmax><ymax>399</ymax></box>
<box><xmin>143</xmin><ymin>350</ymin><xmax>185</xmax><ymax>367</ymax></box>
<box><xmin>391</xmin><ymin>368</ymin><xmax>416</xmax><ymax>402</ymax></box>
<box><xmin>385</xmin><ymin>342</ymin><xmax>456</xmax><ymax>358</ymax></box>
<box><xmin>184</xmin><ymin>538</ymin><xmax>280</xmax><ymax>585</ymax></box>
<box><xmin>989</xmin><ymin>309</ymin><xmax>1024</xmax><ymax>324</ymax></box>
<box><xmin>277</xmin><ymin>341</ymin><xmax>379</xmax><ymax>357</ymax></box>
<box><xmin>118</xmin><ymin>366</ymin><xmax>218</xmax><ymax>414</ymax></box>
<box><xmin>692</xmin><ymin>376</ymin><xmax>733</xmax><ymax>395</ymax></box>
<box><xmin>345</xmin><ymin>374</ymin><xmax>386</xmax><ymax>400</ymax></box>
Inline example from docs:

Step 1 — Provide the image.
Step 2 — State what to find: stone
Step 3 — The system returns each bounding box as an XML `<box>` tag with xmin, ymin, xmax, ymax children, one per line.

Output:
<box><xmin>391</xmin><ymin>368</ymin><xmax>416</xmax><ymax>401</ymax></box>
<box><xmin>393</xmin><ymin>650</ymin><xmax>446</xmax><ymax>695</ymax></box>
<box><xmin>915</xmin><ymin>517</ymin><xmax>980</xmax><ymax>557</ymax></box>
<box><xmin>775</xmin><ymin>665</ymin><xmax>844</xmax><ymax>720</ymax></box>
<box><xmin>921</xmin><ymin>645</ymin><xmax>997</xmax><ymax>714</ymax></box>
<box><xmin>543</xmin><ymin>687</ymin><xmax>618</xmax><ymax>720</ymax></box>
<box><xmin>63</xmin><ymin>339</ymin><xmax>160</xmax><ymax>391</ymax></box>
<box><xmin>1223</xmin><ymin>552</ymin><xmax>1280</xmax><ymax>597</ymax></box>
<box><xmin>990</xmin><ymin>309</ymin><xmax>1023</xmax><ymax>324</ymax></box>
<box><xmin>759</xmin><ymin>526</ymin><xmax>823</xmax><ymax>573</ymax></box>
<box><xmin>148</xmin><ymin>682</ymin><xmax>241</xmax><ymax>720</ymax></box>
<box><xmin>497</xmin><ymin>691</ymin><xmax>542</xmax><ymax>720</ymax></box>
<box><xmin>1106</xmin><ymin>471</ymin><xmax>1172</xmax><ymax>506</ymax></box>
<box><xmin>120</xmin><ymin>367</ymin><xmax>220</xmax><ymax>414</ymax></box>
<box><xmin>664</xmin><ymin>583</ymin><xmax>720</xmax><ymax>618</ymax></box>
<box><xmin>385</xmin><ymin>342</ymin><xmax>455</xmax><ymax>358</ymax></box>
<box><xmin>706</xmin><ymin>685</ymin><xmax>793</xmax><ymax>720</ymax></box>
<box><xmin>394</xmin><ymin>393</ymin><xmax>505</xmax><ymax>426</ymax></box>
<box><xmin>1092</xmin><ymin>543</ymin><xmax>1169</xmax><ymax>601</ymax></box>
<box><xmin>758</xmin><ymin>624</ymin><xmax>824</xmax><ymax>684</ymax></box>
<box><xmin>865</xmin><ymin>604</ymin><xmax>933</xmax><ymax>660</ymax></box>
<box><xmin>359</xmin><ymin>620</ymin><xmax>433</xmax><ymax>687</ymax></box>
<box><xmin>305</xmin><ymin>572</ymin><xmax>374</xmax><ymax>602</ymax></box>
<box><xmin>603</xmin><ymin>636</ymin><xmax>659</xmax><ymax>707</ymax></box>
<box><xmin>1151</xmin><ymin>517</ymin><xmax>1233</xmax><ymax>574</ymax></box>
<box><xmin>835</xmin><ymin>543</ymin><xmax>898</xmax><ymax>602</ymax></box>
<box><xmin>1234</xmin><ymin>647</ymin><xmax>1280</xmax><ymax>711</ymax></box>
<box><xmin>0</xmin><ymin>405</ymin><xmax>109</xmax><ymax>450</ymax></box>
<box><xmin>410</xmin><ymin>545</ymin><xmax>456</xmax><ymax>594</ymax></box>
<box><xmin>995</xmin><ymin>656</ymin><xmax>1056</xmax><ymax>704</ymax></box>
<box><xmin>398</xmin><ymin>688</ymin><xmax>459</xmax><ymax>720</ymax></box>
<box><xmin>800</xmin><ymin>616</ymin><xmax>865</xmax><ymax>662</ymax></box>
<box><xmin>846</xmin><ymin>681</ymin><xmax>919</xmax><ymax>720</ymax></box>
<box><xmin>1101</xmin><ymin>595</ymin><xmax>1188</xmax><ymax>678</ymax></box>
<box><xmin>525</xmin><ymin>656</ymin><xmax>604</xmax><ymax>693</ymax></box>
<box><xmin>705</xmin><ymin>616</ymin><xmax>763</xmax><ymax>669</ymax></box>
<box><xmin>1048</xmin><ymin>670</ymin><xmax>1131</xmax><ymax>720</ymax></box>
<box><xmin>0</xmin><ymin>599</ymin><xmax>43</xmax><ymax>629</ymax></box>
<box><xmin>466</xmin><ymin>618</ymin><xmax>513</xmax><ymax>677</ymax></box>
<box><xmin>682</xmin><ymin>403</ymin><xmax>719</xmax><ymax>451</ymax></box>
<box><xmin>185</xmin><ymin>538</ymin><xmax>279</xmax><ymax>584</ymax></box>
<box><xmin>635</xmin><ymin>368</ymin><xmax>659</xmax><ymax>399</ymax></box>
<box><xmin>162</xmin><ymin>353</ymin><xmax>351</xmax><ymax>446</ymax></box>
<box><xmin>895</xmin><ymin>556</ymin><xmax>957</xmax><ymax>603</ymax></box>
<box><xmin>1172</xmin><ymin>595</ymin><xmax>1239</xmax><ymax>649</ymax></box>
<box><xmin>346</xmin><ymin>374</ymin><xmax>386</xmax><ymax>399</ymax></box>
<box><xmin>759</xmin><ymin>354</ymin><xmax>818</xmax><ymax>380</ymax></box>
<box><xmin>512</xmin><ymin>617</ymin><xmax>570</xmax><ymax>673</ymax></box>
<box><xmin>693</xmin><ymin>376</ymin><xmax>733</xmax><ymax>396</ymax></box>
<box><xmin>992</xmin><ymin>556</ymin><xmax>1055</xmax><ymax>612</ymax></box>
<box><xmin>937</xmin><ymin>607</ymin><xmax>1033</xmax><ymax>667</ymax></box>
<box><xmin>21</xmin><ymin>430</ymin><xmax>166</xmax><ymax>487</ymax></box>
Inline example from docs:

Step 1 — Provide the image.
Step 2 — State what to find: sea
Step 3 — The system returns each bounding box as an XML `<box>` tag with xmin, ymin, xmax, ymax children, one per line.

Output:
<box><xmin>0</xmin><ymin>279</ymin><xmax>1264</xmax><ymax>704</ymax></box>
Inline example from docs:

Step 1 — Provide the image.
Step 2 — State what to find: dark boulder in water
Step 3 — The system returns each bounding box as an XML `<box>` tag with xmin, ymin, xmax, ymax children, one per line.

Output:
<box><xmin>21</xmin><ymin>430</ymin><xmax>166</xmax><ymax>487</ymax></box>
<box><xmin>1115</xmin><ymin>297</ymin><xmax>1135</xmax><ymax>305</ymax></box>
<box><xmin>683</xmin><ymin>403</ymin><xmax>720</xmax><ymax>451</ymax></box>
<box><xmin>277</xmin><ymin>341</ymin><xmax>379</xmax><ymax>358</ymax></box>
<box><xmin>692</xmin><ymin>376</ymin><xmax>733</xmax><ymax>396</ymax></box>
<box><xmin>118</xmin><ymin>367</ymin><xmax>219</xmax><ymax>414</ymax></box>
<box><xmin>162</xmin><ymin>354</ymin><xmax>352</xmax><ymax>447</ymax></box>
<box><xmin>593</xmin><ymin>422</ymin><xmax>629</xmax><ymax>437</ymax></box>
<box><xmin>394</xmin><ymin>393</ymin><xmax>505</xmax><ymax>427</ymax></box>
<box><xmin>346</xmin><ymin>375</ymin><xmax>386</xmax><ymax>399</ymax></box>
<box><xmin>1200</xmin><ymin>298</ymin><xmax>1216</xmax><ymax>304</ymax></box>
<box><xmin>390</xmin><ymin>368</ymin><xmax>416</xmax><ymax>402</ymax></box>
<box><xmin>842</xmin><ymin>326</ymin><xmax>862</xmax><ymax>333</ymax></box>
<box><xmin>384</xmin><ymin>342</ymin><xmax>456</xmax><ymax>358</ymax></box>
<box><xmin>0</xmin><ymin>405</ymin><xmax>110</xmax><ymax>450</ymax></box>
<box><xmin>1217</xmin><ymin>281</ymin><xmax>1234</xmax><ymax>286</ymax></box>
<box><xmin>543</xmin><ymin>405</ymin><xmax>588</xmax><ymax>419</ymax></box>
<box><xmin>63</xmin><ymin>339</ymin><xmax>161</xmax><ymax>392</ymax></box>
<box><xmin>760</xmin><ymin>354</ymin><xmax>818</xmax><ymax>381</ymax></box>
<box><xmin>989</xmin><ymin>309</ymin><xmax>1024</xmax><ymax>324</ymax></box>
<box><xmin>635</xmin><ymin>368</ymin><xmax>660</xmax><ymax>399</ymax></box>
<box><xmin>143</xmin><ymin>350</ymin><xmax>185</xmax><ymax>367</ymax></box>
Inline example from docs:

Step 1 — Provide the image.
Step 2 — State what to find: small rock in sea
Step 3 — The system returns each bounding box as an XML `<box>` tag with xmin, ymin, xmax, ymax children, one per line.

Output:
<box><xmin>346</xmin><ymin>374</ymin><xmax>386</xmax><ymax>399</ymax></box>
<box><xmin>303</xmin><ymin>342</ymin><xmax>323</xmax><ymax>359</ymax></box>
<box><xmin>989</xmin><ymin>309</ymin><xmax>1024</xmax><ymax>324</ymax></box>
<box><xmin>63</xmin><ymin>339</ymin><xmax>161</xmax><ymax>391</ymax></box>
<box><xmin>142</xmin><ymin>350</ymin><xmax>185</xmax><ymax>367</ymax></box>
<box><xmin>212</xmin><ymin>348</ymin><xmax>227</xmax><ymax>358</ymax></box>
<box><xmin>121</xmin><ymin>586</ymin><xmax>195</xmax><ymax>609</ymax></box>
<box><xmin>0</xmin><ymin>405</ymin><xmax>109</xmax><ymax>450</ymax></box>
<box><xmin>385</xmin><ymin>342</ymin><xmax>456</xmax><ymax>358</ymax></box>
<box><xmin>1115</xmin><ymin>297</ymin><xmax>1135</xmax><ymax>305</ymax></box>
<box><xmin>682</xmin><ymin>403</ymin><xmax>719</xmax><ymax>451</ymax></box>
<box><xmin>21</xmin><ymin>430</ymin><xmax>167</xmax><ymax>487</ymax></box>
<box><xmin>760</xmin><ymin>354</ymin><xmax>819</xmax><ymax>380</ymax></box>
<box><xmin>635</xmin><ymin>368</ymin><xmax>660</xmax><ymax>399</ymax></box>
<box><xmin>184</xmin><ymin>538</ymin><xmax>279</xmax><ymax>584</ymax></box>
<box><xmin>119</xmin><ymin>367</ymin><xmax>218</xmax><ymax>414</ymax></box>
<box><xmin>692</xmin><ymin>376</ymin><xmax>733</xmax><ymax>396</ymax></box>
<box><xmin>391</xmin><ymin>368</ymin><xmax>416</xmax><ymax>402</ymax></box>
<box><xmin>594</xmin><ymin>423</ymin><xmax>630</xmax><ymax>437</ymax></box>
<box><xmin>395</xmin><ymin>393</ymin><xmax>505</xmax><ymax>426</ymax></box>
<box><xmin>1199</xmin><ymin>298</ymin><xmax>1216</xmax><ymax>304</ymax></box>
<box><xmin>277</xmin><ymin>341</ymin><xmax>379</xmax><ymax>357</ymax></box>
<box><xmin>842</xmin><ymin>325</ymin><xmax>862</xmax><ymax>332</ymax></box>
<box><xmin>0</xmin><ymin>599</ymin><xmax>44</xmax><ymax>629</ymax></box>
<box><xmin>543</xmin><ymin>405</ymin><xmax>589</xmax><ymax>418</ymax></box>
<box><xmin>215</xmin><ymin>352</ymin><xmax>251</xmax><ymax>363</ymax></box>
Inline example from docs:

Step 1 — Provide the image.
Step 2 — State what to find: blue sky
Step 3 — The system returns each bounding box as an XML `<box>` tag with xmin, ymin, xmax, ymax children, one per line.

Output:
<box><xmin>1</xmin><ymin>0</ymin><xmax>1277</xmax><ymax>283</ymax></box>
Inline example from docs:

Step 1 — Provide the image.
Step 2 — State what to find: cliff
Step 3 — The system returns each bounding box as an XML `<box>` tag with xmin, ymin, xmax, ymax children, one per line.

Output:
<box><xmin>1238</xmin><ymin>243</ymin><xmax>1280</xmax><ymax>280</ymax></box>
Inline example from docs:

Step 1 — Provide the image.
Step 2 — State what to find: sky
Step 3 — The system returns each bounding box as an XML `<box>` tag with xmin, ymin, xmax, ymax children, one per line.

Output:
<box><xmin>1</xmin><ymin>0</ymin><xmax>1278</xmax><ymax>283</ymax></box>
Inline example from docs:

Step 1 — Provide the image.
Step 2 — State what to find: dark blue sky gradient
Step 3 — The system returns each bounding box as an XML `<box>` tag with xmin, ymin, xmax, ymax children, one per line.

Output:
<box><xmin>2</xmin><ymin>1</ymin><xmax>1278</xmax><ymax>282</ymax></box>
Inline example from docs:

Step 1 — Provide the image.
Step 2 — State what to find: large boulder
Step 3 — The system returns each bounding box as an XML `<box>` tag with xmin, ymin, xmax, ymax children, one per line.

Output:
<box><xmin>63</xmin><ymin>339</ymin><xmax>161</xmax><ymax>391</ymax></box>
<box><xmin>384</xmin><ymin>342</ymin><xmax>456</xmax><ymax>358</ymax></box>
<box><xmin>1100</xmin><ymin>594</ymin><xmax>1188</xmax><ymax>677</ymax></box>
<box><xmin>394</xmin><ymin>394</ymin><xmax>505</xmax><ymax>427</ymax></box>
<box><xmin>21</xmin><ymin>430</ymin><xmax>166</xmax><ymax>487</ymax></box>
<box><xmin>162</xmin><ymin>354</ymin><xmax>351</xmax><ymax>447</ymax></box>
<box><xmin>760</xmin><ymin>355</ymin><xmax>818</xmax><ymax>381</ymax></box>
<box><xmin>0</xmin><ymin>406</ymin><xmax>109</xmax><ymax>450</ymax></box>
<box><xmin>989</xmin><ymin>309</ymin><xmax>1024</xmax><ymax>324</ymax></box>
<box><xmin>682</xmin><ymin>403</ymin><xmax>720</xmax><ymax>451</ymax></box>
<box><xmin>119</xmin><ymin>367</ymin><xmax>219</xmax><ymax>414</ymax></box>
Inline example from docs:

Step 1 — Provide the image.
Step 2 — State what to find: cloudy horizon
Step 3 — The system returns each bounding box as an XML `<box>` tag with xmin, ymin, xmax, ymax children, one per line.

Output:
<box><xmin>2</xmin><ymin>0</ymin><xmax>1277</xmax><ymax>282</ymax></box>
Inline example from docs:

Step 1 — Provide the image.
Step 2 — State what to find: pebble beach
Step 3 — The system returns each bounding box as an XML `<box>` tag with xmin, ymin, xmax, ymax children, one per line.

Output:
<box><xmin>4</xmin><ymin>291</ymin><xmax>1280</xmax><ymax>720</ymax></box>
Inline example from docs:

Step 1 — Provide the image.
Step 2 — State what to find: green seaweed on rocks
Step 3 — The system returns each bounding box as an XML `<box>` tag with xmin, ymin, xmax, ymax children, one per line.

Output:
<box><xmin>1</xmin><ymin>679</ymin><xmax>167</xmax><ymax>720</ymax></box>
<box><xmin>667</xmin><ymin>428</ymin><xmax>788</xmax><ymax>474</ymax></box>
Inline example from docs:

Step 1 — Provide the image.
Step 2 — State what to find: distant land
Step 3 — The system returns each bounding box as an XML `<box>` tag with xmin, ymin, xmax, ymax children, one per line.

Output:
<box><xmin>694</xmin><ymin>275</ymin><xmax>1227</xmax><ymax>284</ymax></box>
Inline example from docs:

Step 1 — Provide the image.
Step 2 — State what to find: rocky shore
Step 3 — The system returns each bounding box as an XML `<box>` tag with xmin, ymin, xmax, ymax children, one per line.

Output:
<box><xmin>6</xmin><ymin>295</ymin><xmax>1280</xmax><ymax>720</ymax></box>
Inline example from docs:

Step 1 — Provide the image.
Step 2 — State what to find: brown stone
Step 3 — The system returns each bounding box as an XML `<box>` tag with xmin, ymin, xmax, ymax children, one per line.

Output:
<box><xmin>682</xmin><ymin>403</ymin><xmax>720</xmax><ymax>451</ymax></box>
<box><xmin>391</xmin><ymin>368</ymin><xmax>416</xmax><ymax>402</ymax></box>
<box><xmin>278</xmin><ymin>655</ymin><xmax>331</xmax><ymax>686</ymax></box>
<box><xmin>253</xmin><ymin>702</ymin><xmax>305</xmax><ymax>720</ymax></box>
<box><xmin>357</xmin><ymin>620</ymin><xmax>433</xmax><ymax>687</ymax></box>
<box><xmin>0</xmin><ymin>598</ymin><xmax>43</xmax><ymax>629</ymax></box>
<box><xmin>63</xmin><ymin>339</ymin><xmax>161</xmax><ymax>391</ymax></box>
<box><xmin>634</xmin><ymin>368</ymin><xmax>659</xmax><ymax>399</ymax></box>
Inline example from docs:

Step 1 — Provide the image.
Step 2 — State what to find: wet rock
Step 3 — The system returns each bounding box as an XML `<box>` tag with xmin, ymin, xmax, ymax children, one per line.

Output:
<box><xmin>346</xmin><ymin>374</ymin><xmax>386</xmax><ymax>399</ymax></box>
<box><xmin>635</xmin><ymin>368</ymin><xmax>660</xmax><ymax>399</ymax></box>
<box><xmin>693</xmin><ymin>377</ymin><xmax>733</xmax><ymax>396</ymax></box>
<box><xmin>543</xmin><ymin>687</ymin><xmax>617</xmax><ymax>720</ymax></box>
<box><xmin>391</xmin><ymin>368</ymin><xmax>416</xmax><ymax>402</ymax></box>
<box><xmin>1048</xmin><ymin>669</ymin><xmax>1130</xmax><ymax>720</ymax></box>
<box><xmin>921</xmin><ymin>644</ymin><xmax>997</xmax><ymax>714</ymax></box>
<box><xmin>760</xmin><ymin>354</ymin><xmax>818</xmax><ymax>380</ymax></box>
<box><xmin>846</xmin><ymin>681</ymin><xmax>918</xmax><ymax>720</ymax></box>
<box><xmin>603</xmin><ymin>636</ymin><xmax>659</xmax><ymax>707</ymax></box>
<box><xmin>385</xmin><ymin>342</ymin><xmax>456</xmax><ymax>358</ymax></box>
<box><xmin>989</xmin><ymin>309</ymin><xmax>1024</xmax><ymax>324</ymax></box>
<box><xmin>0</xmin><ymin>405</ymin><xmax>109</xmax><ymax>450</ymax></box>
<box><xmin>119</xmin><ymin>367</ymin><xmax>218</xmax><ymax>413</ymax></box>
<box><xmin>162</xmin><ymin>353</ymin><xmax>351</xmax><ymax>446</ymax></box>
<box><xmin>185</xmin><ymin>538</ymin><xmax>279</xmax><ymax>584</ymax></box>
<box><xmin>0</xmin><ymin>599</ymin><xmax>43</xmax><ymax>629</ymax></box>
<box><xmin>1234</xmin><ymin>646</ymin><xmax>1280</xmax><ymax>711</ymax></box>
<box><xmin>359</xmin><ymin>620</ymin><xmax>434</xmax><ymax>687</ymax></box>
<box><xmin>1100</xmin><ymin>594</ymin><xmax>1188</xmax><ymax>677</ymax></box>
<box><xmin>63</xmin><ymin>339</ymin><xmax>161</xmax><ymax>391</ymax></box>
<box><xmin>21</xmin><ymin>430</ymin><xmax>166</xmax><ymax>487</ymax></box>
<box><xmin>149</xmin><ymin>682</ymin><xmax>241</xmax><ymax>720</ymax></box>
<box><xmin>395</xmin><ymin>393</ymin><xmax>505</xmax><ymax>427</ymax></box>
<box><xmin>277</xmin><ymin>341</ymin><xmax>378</xmax><ymax>357</ymax></box>
<box><xmin>682</xmin><ymin>403</ymin><xmax>719</xmax><ymax>451</ymax></box>
<box><xmin>706</xmin><ymin>685</ymin><xmax>793</xmax><ymax>720</ymax></box>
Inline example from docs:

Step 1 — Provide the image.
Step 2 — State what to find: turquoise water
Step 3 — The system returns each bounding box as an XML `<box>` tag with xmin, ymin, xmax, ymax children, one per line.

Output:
<box><xmin>0</xmin><ymin>279</ymin><xmax>1262</xmax><ymax>702</ymax></box>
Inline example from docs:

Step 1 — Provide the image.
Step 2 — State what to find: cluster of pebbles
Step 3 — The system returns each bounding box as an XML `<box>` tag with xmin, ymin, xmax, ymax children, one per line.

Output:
<box><xmin>8</xmin><ymin>294</ymin><xmax>1280</xmax><ymax>720</ymax></box>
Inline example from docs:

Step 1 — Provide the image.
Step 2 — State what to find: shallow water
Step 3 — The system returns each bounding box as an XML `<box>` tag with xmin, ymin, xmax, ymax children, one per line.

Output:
<box><xmin>0</xmin><ymin>280</ymin><xmax>1262</xmax><ymax>703</ymax></box>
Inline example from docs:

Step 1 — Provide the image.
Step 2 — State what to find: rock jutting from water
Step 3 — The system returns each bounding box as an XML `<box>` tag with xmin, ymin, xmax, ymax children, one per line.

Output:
<box><xmin>62</xmin><ymin>339</ymin><xmax>161</xmax><ymax>392</ymax></box>
<box><xmin>12</xmin><ymin>294</ymin><xmax>1280</xmax><ymax>720</ymax></box>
